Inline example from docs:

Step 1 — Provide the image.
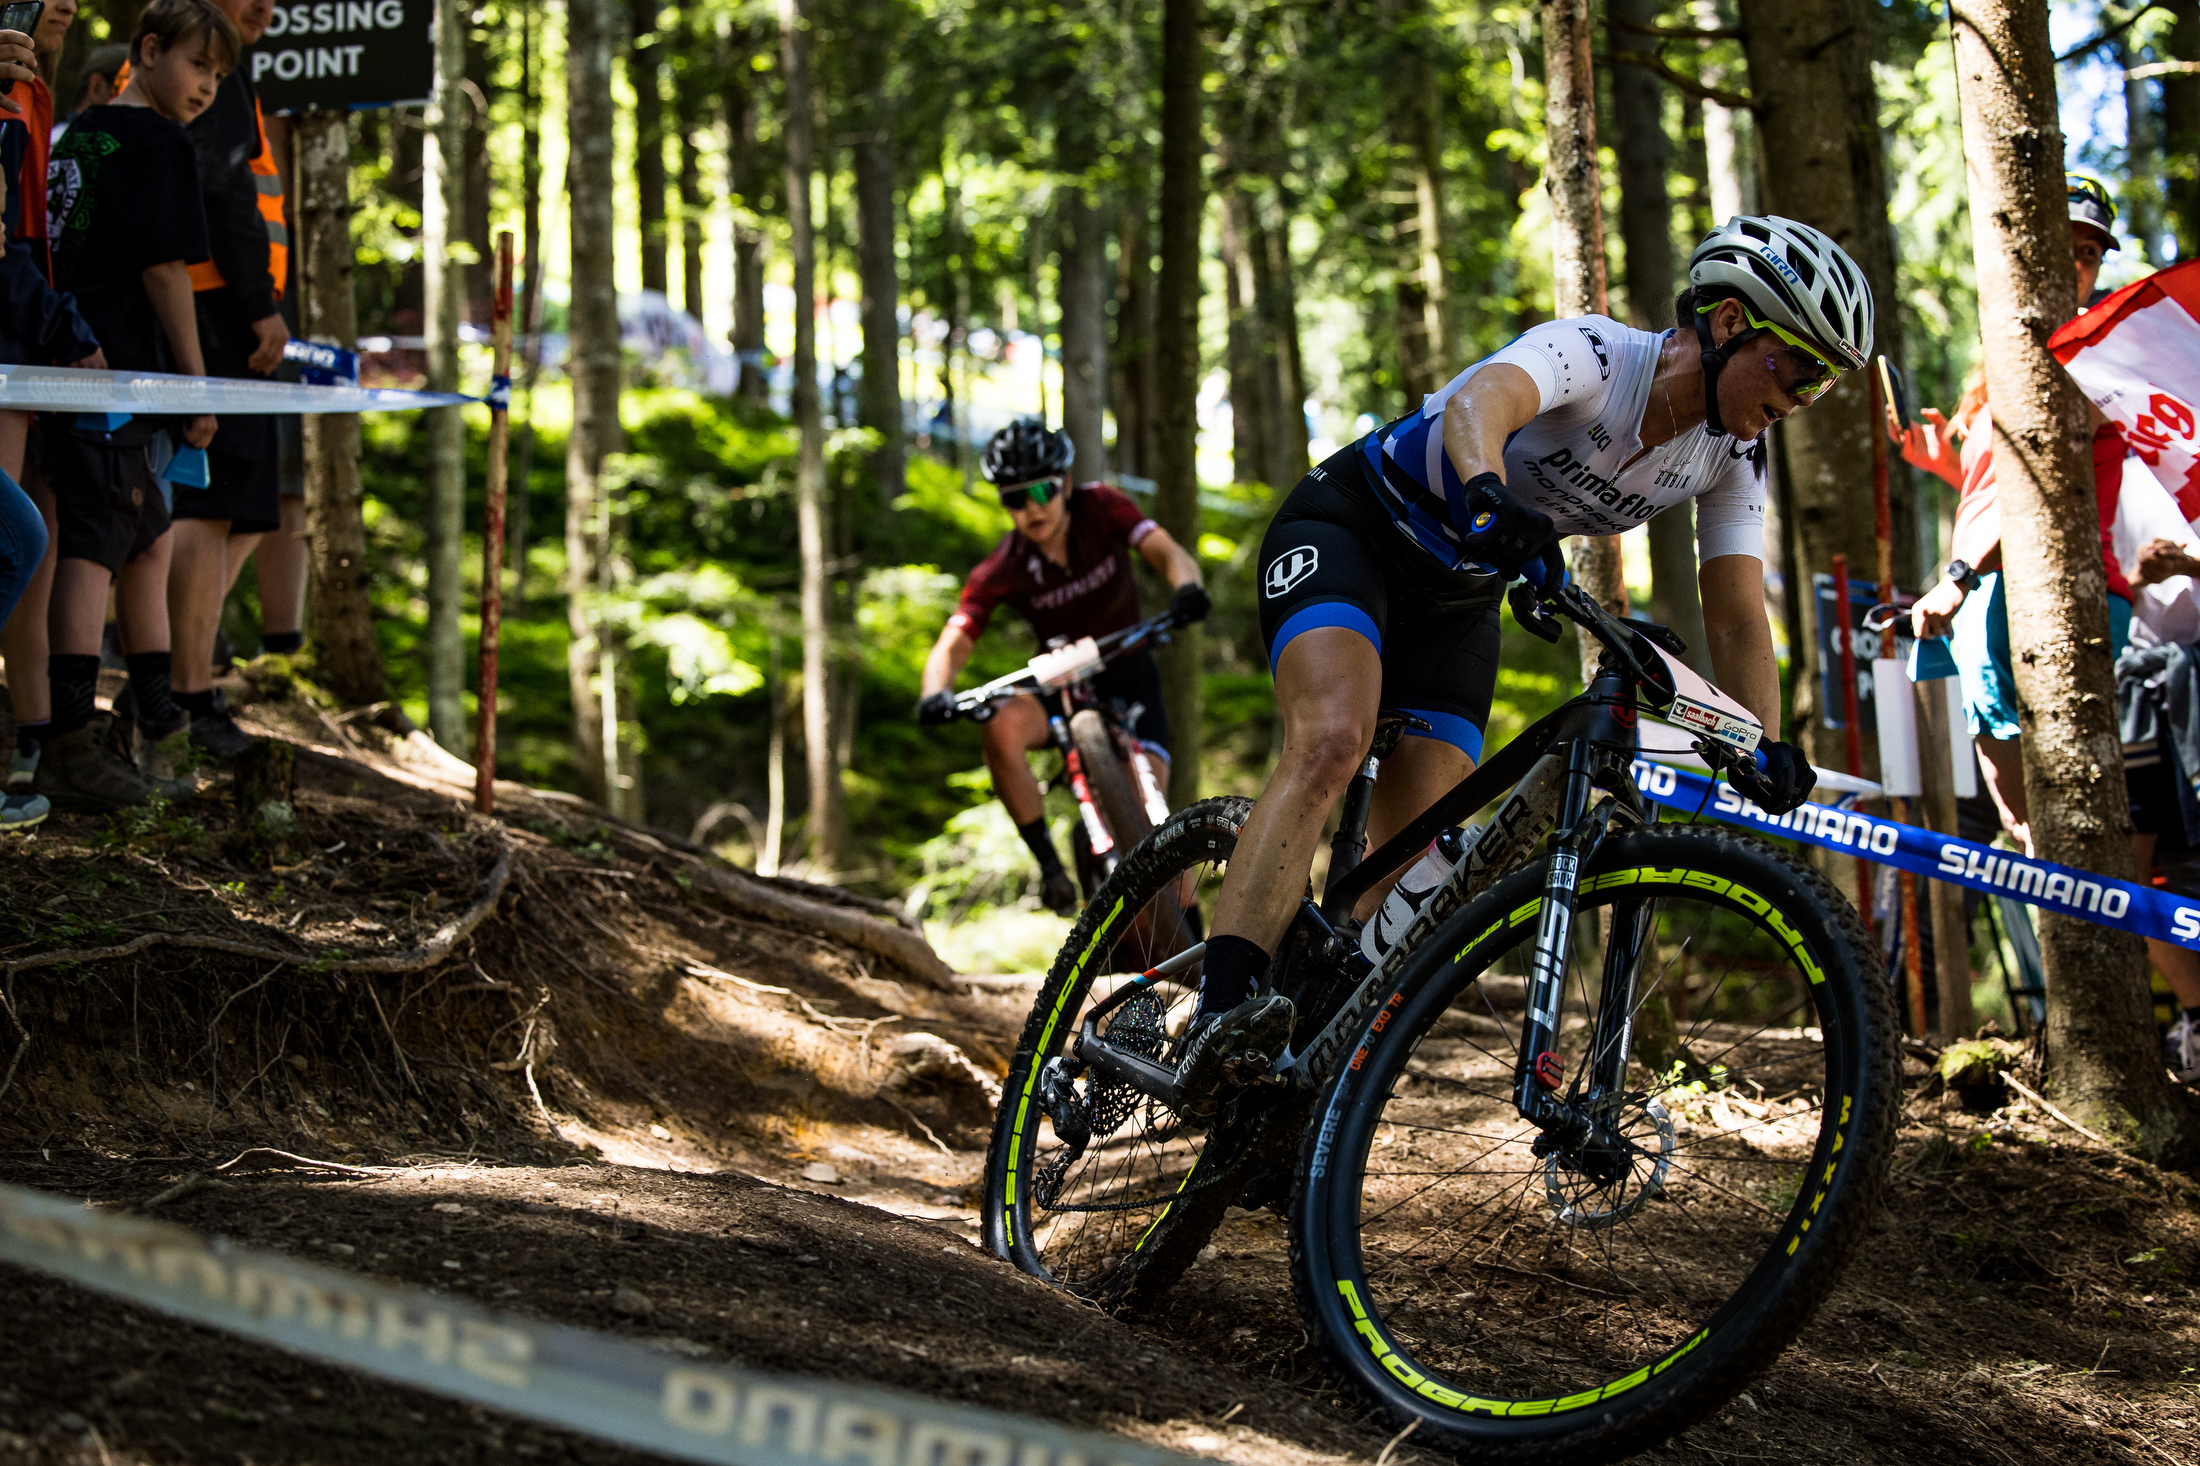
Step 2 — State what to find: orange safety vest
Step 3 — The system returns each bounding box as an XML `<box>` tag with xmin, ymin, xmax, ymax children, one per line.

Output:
<box><xmin>112</xmin><ymin>62</ymin><xmax>287</xmax><ymax>300</ymax></box>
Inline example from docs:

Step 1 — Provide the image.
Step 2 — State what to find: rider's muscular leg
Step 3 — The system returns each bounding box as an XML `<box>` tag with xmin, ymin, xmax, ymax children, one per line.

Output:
<box><xmin>980</xmin><ymin>695</ymin><xmax>1051</xmax><ymax>824</ymax></box>
<box><xmin>1204</xmin><ymin>628</ymin><xmax>1383</xmax><ymax>1009</ymax></box>
<box><xmin>1351</xmin><ymin>733</ymin><xmax>1478</xmax><ymax>921</ymax></box>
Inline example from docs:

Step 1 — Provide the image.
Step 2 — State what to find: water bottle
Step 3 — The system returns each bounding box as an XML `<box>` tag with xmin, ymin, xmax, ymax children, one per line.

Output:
<box><xmin>1360</xmin><ymin>823</ymin><xmax>1478</xmax><ymax>965</ymax></box>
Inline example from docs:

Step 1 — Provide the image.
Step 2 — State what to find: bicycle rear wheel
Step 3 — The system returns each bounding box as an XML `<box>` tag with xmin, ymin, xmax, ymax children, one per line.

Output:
<box><xmin>981</xmin><ymin>797</ymin><xmax>1246</xmax><ymax>1310</ymax></box>
<box><xmin>1291</xmin><ymin>825</ymin><xmax>1900</xmax><ymax>1462</ymax></box>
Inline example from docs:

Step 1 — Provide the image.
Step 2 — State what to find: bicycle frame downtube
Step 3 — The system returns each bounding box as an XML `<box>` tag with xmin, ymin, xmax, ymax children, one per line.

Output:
<box><xmin>1051</xmin><ymin>712</ymin><xmax>1115</xmax><ymax>858</ymax></box>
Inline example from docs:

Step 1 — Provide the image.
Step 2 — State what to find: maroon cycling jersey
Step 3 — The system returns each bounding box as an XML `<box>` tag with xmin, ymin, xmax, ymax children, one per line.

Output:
<box><xmin>948</xmin><ymin>483</ymin><xmax>1160</xmax><ymax>647</ymax></box>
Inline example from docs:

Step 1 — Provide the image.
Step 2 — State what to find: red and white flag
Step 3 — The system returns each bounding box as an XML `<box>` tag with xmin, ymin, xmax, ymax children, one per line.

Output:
<box><xmin>2053</xmin><ymin>259</ymin><xmax>2200</xmax><ymax>520</ymax></box>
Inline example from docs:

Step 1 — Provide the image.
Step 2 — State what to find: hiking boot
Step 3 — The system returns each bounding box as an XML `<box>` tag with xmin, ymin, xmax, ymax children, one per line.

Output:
<box><xmin>187</xmin><ymin>688</ymin><xmax>257</xmax><ymax>762</ymax></box>
<box><xmin>1173</xmin><ymin>993</ymin><xmax>1295</xmax><ymax>1126</ymax></box>
<box><xmin>139</xmin><ymin>715</ymin><xmax>201</xmax><ymax>800</ymax></box>
<box><xmin>1040</xmin><ymin>867</ymin><xmax>1079</xmax><ymax>916</ymax></box>
<box><xmin>35</xmin><ymin>716</ymin><xmax>156</xmax><ymax>812</ymax></box>
<box><xmin>1</xmin><ymin>790</ymin><xmax>49</xmax><ymax>832</ymax></box>
<box><xmin>2167</xmin><ymin>1013</ymin><xmax>2200</xmax><ymax>1083</ymax></box>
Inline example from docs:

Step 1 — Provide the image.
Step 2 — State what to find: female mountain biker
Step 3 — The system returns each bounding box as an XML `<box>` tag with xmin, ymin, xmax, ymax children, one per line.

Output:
<box><xmin>915</xmin><ymin>419</ymin><xmax>1208</xmax><ymax>914</ymax></box>
<box><xmin>1174</xmin><ymin>215</ymin><xmax>1876</xmax><ymax>1111</ymax></box>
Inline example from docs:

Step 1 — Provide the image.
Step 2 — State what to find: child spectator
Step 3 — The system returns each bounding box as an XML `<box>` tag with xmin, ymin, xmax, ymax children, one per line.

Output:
<box><xmin>33</xmin><ymin>0</ymin><xmax>232</xmax><ymax>810</ymax></box>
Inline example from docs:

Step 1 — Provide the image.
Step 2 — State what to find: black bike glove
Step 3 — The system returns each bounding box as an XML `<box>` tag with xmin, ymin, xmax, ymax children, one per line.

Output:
<box><xmin>1731</xmin><ymin>739</ymin><xmax>1815</xmax><ymax>816</ymax></box>
<box><xmin>1169</xmin><ymin>581</ymin><xmax>1212</xmax><ymax>625</ymax></box>
<box><xmin>916</xmin><ymin>691</ymin><xmax>959</xmax><ymax>727</ymax></box>
<box><xmin>1453</xmin><ymin>472</ymin><xmax>1559</xmax><ymax>581</ymax></box>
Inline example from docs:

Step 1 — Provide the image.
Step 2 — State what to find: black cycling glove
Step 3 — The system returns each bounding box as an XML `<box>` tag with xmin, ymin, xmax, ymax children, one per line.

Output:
<box><xmin>1731</xmin><ymin>739</ymin><xmax>1814</xmax><ymax>816</ymax></box>
<box><xmin>916</xmin><ymin>691</ymin><xmax>958</xmax><ymax>727</ymax></box>
<box><xmin>1169</xmin><ymin>581</ymin><xmax>1212</xmax><ymax>625</ymax></box>
<box><xmin>1454</xmin><ymin>472</ymin><xmax>1558</xmax><ymax>581</ymax></box>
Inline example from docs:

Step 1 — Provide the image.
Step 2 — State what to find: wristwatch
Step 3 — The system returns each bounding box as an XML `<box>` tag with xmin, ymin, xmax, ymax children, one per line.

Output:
<box><xmin>1944</xmin><ymin>559</ymin><xmax>1978</xmax><ymax>590</ymax></box>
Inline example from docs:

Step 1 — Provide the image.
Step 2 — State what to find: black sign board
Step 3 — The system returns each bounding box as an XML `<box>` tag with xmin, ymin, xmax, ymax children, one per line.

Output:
<box><xmin>1812</xmin><ymin>573</ymin><xmax>1919</xmax><ymax>729</ymax></box>
<box><xmin>246</xmin><ymin>0</ymin><xmax>433</xmax><ymax>113</ymax></box>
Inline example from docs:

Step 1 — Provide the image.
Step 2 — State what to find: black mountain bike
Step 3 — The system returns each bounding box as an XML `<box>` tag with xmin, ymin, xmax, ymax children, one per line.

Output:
<box><xmin>979</xmin><ymin>578</ymin><xmax>1900</xmax><ymax>1463</ymax></box>
<box><xmin>945</xmin><ymin>609</ymin><xmax>1184</xmax><ymax>906</ymax></box>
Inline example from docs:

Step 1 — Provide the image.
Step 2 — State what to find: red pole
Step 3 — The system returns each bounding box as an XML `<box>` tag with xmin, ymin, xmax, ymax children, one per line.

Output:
<box><xmin>1831</xmin><ymin>552</ymin><xmax>1871</xmax><ymax>921</ymax></box>
<box><xmin>475</xmin><ymin>233</ymin><xmax>515</xmax><ymax>814</ymax></box>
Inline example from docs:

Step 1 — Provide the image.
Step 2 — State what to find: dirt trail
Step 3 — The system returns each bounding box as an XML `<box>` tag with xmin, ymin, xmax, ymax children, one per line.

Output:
<box><xmin>4</xmin><ymin>674</ymin><xmax>2200</xmax><ymax>1465</ymax></box>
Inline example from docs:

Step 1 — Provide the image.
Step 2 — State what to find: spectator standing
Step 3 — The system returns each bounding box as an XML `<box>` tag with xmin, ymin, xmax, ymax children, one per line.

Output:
<box><xmin>0</xmin><ymin>0</ymin><xmax>103</xmax><ymax>826</ymax></box>
<box><xmin>52</xmin><ymin>40</ymin><xmax>127</xmax><ymax>142</ymax></box>
<box><xmin>35</xmin><ymin>0</ymin><xmax>231</xmax><ymax>809</ymax></box>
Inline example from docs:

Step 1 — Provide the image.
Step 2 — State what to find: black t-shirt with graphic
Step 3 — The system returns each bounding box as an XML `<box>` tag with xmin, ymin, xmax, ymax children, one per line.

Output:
<box><xmin>47</xmin><ymin>105</ymin><xmax>210</xmax><ymax>372</ymax></box>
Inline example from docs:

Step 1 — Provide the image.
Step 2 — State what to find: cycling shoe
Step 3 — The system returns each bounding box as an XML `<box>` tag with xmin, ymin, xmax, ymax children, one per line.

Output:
<box><xmin>1174</xmin><ymin>994</ymin><xmax>1294</xmax><ymax>1126</ymax></box>
<box><xmin>1041</xmin><ymin>868</ymin><xmax>1079</xmax><ymax>915</ymax></box>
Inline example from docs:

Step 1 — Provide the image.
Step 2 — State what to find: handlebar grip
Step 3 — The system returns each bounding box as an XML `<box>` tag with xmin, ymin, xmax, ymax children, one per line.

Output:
<box><xmin>1507</xmin><ymin>583</ymin><xmax>1564</xmax><ymax>644</ymax></box>
<box><xmin>1752</xmin><ymin>746</ymin><xmax>1770</xmax><ymax>773</ymax></box>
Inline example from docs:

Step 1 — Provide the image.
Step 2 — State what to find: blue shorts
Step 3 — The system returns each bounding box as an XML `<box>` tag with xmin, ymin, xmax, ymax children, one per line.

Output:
<box><xmin>1953</xmin><ymin>570</ymin><xmax>2130</xmax><ymax>741</ymax></box>
<box><xmin>1255</xmin><ymin>446</ymin><xmax>1504</xmax><ymax>760</ymax></box>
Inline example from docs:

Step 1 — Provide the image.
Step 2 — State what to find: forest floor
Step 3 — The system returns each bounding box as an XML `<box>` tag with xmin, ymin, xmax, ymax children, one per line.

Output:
<box><xmin>3</xmin><ymin>666</ymin><xmax>2200</xmax><ymax>1465</ymax></box>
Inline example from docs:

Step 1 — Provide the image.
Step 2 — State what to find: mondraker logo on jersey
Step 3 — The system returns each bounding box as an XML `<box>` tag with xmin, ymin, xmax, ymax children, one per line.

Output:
<box><xmin>1579</xmin><ymin>327</ymin><xmax>1611</xmax><ymax>380</ymax></box>
<box><xmin>1266</xmin><ymin>545</ymin><xmax>1319</xmax><ymax>598</ymax></box>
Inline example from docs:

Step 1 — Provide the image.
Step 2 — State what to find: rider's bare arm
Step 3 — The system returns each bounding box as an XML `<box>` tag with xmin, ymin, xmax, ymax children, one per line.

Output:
<box><xmin>1136</xmin><ymin>524</ymin><xmax>1203</xmax><ymax>588</ymax></box>
<box><xmin>920</xmin><ymin>624</ymin><xmax>977</xmax><ymax>699</ymax></box>
<box><xmin>1437</xmin><ymin>363</ymin><xmax>1545</xmax><ymax>483</ymax></box>
<box><xmin>1698</xmin><ymin>554</ymin><xmax>1782</xmax><ymax>740</ymax></box>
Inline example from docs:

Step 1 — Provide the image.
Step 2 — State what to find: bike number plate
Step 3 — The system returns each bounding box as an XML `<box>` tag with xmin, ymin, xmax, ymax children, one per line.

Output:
<box><xmin>1030</xmin><ymin>636</ymin><xmax>1104</xmax><ymax>690</ymax></box>
<box><xmin>1646</xmin><ymin>641</ymin><xmax>1762</xmax><ymax>754</ymax></box>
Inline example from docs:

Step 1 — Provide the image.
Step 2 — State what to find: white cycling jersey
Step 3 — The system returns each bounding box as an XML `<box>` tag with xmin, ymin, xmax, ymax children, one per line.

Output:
<box><xmin>1359</xmin><ymin>316</ymin><xmax>1768</xmax><ymax>573</ymax></box>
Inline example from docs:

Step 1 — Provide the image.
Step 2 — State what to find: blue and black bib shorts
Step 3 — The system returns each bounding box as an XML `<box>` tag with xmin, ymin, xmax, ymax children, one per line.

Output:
<box><xmin>1255</xmin><ymin>444</ymin><xmax>1505</xmax><ymax>761</ymax></box>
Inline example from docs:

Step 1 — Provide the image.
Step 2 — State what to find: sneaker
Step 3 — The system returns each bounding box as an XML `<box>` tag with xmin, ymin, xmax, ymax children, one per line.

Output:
<box><xmin>2</xmin><ymin>790</ymin><xmax>49</xmax><ymax>831</ymax></box>
<box><xmin>187</xmin><ymin>688</ymin><xmax>257</xmax><ymax>762</ymax></box>
<box><xmin>35</xmin><ymin>716</ymin><xmax>155</xmax><ymax>812</ymax></box>
<box><xmin>2167</xmin><ymin>1014</ymin><xmax>2200</xmax><ymax>1082</ymax></box>
<box><xmin>139</xmin><ymin>716</ymin><xmax>201</xmax><ymax>800</ymax></box>
<box><xmin>1040</xmin><ymin>867</ymin><xmax>1079</xmax><ymax>916</ymax></box>
<box><xmin>1173</xmin><ymin>993</ymin><xmax>1295</xmax><ymax>1125</ymax></box>
<box><xmin>7</xmin><ymin>744</ymin><xmax>37</xmax><ymax>794</ymax></box>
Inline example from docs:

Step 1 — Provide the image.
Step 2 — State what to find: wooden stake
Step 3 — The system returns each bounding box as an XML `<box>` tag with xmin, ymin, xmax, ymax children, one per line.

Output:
<box><xmin>475</xmin><ymin>231</ymin><xmax>516</xmax><ymax>814</ymax></box>
<box><xmin>1831</xmin><ymin>553</ymin><xmax>1871</xmax><ymax>921</ymax></box>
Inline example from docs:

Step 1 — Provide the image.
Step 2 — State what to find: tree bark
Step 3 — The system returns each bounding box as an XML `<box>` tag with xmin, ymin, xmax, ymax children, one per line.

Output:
<box><xmin>297</xmin><ymin>111</ymin><xmax>387</xmax><ymax>709</ymax></box>
<box><xmin>1114</xmin><ymin>177</ymin><xmax>1158</xmax><ymax>478</ymax></box>
<box><xmin>2164</xmin><ymin>0</ymin><xmax>2200</xmax><ymax>260</ymax></box>
<box><xmin>1057</xmin><ymin>183</ymin><xmax>1110</xmax><ymax>484</ymax></box>
<box><xmin>632</xmin><ymin>0</ymin><xmax>669</xmax><ymax>296</ymax></box>
<box><xmin>2120</xmin><ymin>39</ymin><xmax>2167</xmax><ymax>267</ymax></box>
<box><xmin>852</xmin><ymin>29</ymin><xmax>904</xmax><ymax>500</ymax></box>
<box><xmin>1221</xmin><ymin>182</ymin><xmax>1268</xmax><ymax>483</ymax></box>
<box><xmin>1544</xmin><ymin>0</ymin><xmax>1626</xmax><ymax>664</ymax></box>
<box><xmin>1154</xmin><ymin>0</ymin><xmax>1204</xmax><ymax>810</ymax></box>
<box><xmin>422</xmin><ymin>0</ymin><xmax>468</xmax><ymax>753</ymax></box>
<box><xmin>677</xmin><ymin>7</ymin><xmax>707</xmax><ymax>323</ymax></box>
<box><xmin>567</xmin><ymin>0</ymin><xmax>623</xmax><ymax>807</ymax></box>
<box><xmin>726</xmin><ymin>34</ymin><xmax>769</xmax><ymax>404</ymax></box>
<box><xmin>783</xmin><ymin>0</ymin><xmax>848</xmax><ymax>872</ymax></box>
<box><xmin>1955</xmin><ymin>0</ymin><xmax>2178</xmax><ymax>1148</ymax></box>
<box><xmin>1740</xmin><ymin>0</ymin><xmax>1911</xmax><ymax>763</ymax></box>
<box><xmin>1695</xmin><ymin>0</ymin><xmax>1752</xmax><ymax>222</ymax></box>
<box><xmin>1610</xmin><ymin>0</ymin><xmax>1706</xmax><ymax>672</ymax></box>
<box><xmin>1250</xmin><ymin>182</ymin><xmax>1309</xmax><ymax>488</ymax></box>
<box><xmin>509</xmin><ymin>0</ymin><xmax>544</xmax><ymax>612</ymax></box>
<box><xmin>463</xmin><ymin>23</ymin><xmax>492</xmax><ymax>317</ymax></box>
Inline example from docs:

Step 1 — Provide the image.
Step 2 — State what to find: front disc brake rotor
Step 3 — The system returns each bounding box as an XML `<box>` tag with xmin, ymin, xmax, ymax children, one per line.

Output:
<box><xmin>1544</xmin><ymin>1096</ymin><xmax>1675</xmax><ymax>1230</ymax></box>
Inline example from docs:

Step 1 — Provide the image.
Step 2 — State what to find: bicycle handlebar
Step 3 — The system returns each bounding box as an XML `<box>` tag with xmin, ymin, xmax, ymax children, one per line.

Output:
<box><xmin>943</xmin><ymin>606</ymin><xmax>1188</xmax><ymax>721</ymax></box>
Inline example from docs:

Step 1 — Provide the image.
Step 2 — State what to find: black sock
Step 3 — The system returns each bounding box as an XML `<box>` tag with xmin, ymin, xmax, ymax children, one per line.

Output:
<box><xmin>13</xmin><ymin>719</ymin><xmax>47</xmax><ymax>760</ymax></box>
<box><xmin>47</xmin><ymin>654</ymin><xmax>100</xmax><ymax>738</ymax></box>
<box><xmin>261</xmin><ymin>630</ymin><xmax>304</xmax><ymax>656</ymax></box>
<box><xmin>1016</xmin><ymin>816</ymin><xmax>1065</xmax><ymax>878</ymax></box>
<box><xmin>175</xmin><ymin>688</ymin><xmax>217</xmax><ymax>720</ymax></box>
<box><xmin>124</xmin><ymin>651</ymin><xmax>181</xmax><ymax>734</ymax></box>
<box><xmin>1198</xmin><ymin>935</ymin><xmax>1271</xmax><ymax>1020</ymax></box>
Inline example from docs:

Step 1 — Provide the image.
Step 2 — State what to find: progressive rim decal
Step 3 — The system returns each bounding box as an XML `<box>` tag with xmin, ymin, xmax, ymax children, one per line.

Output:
<box><xmin>1004</xmin><ymin>895</ymin><xmax>1126</xmax><ymax>1214</ymax></box>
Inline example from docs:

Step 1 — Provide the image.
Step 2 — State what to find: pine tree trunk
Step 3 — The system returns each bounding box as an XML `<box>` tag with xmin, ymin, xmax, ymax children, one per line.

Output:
<box><xmin>1114</xmin><ymin>180</ymin><xmax>1158</xmax><ymax>478</ymax></box>
<box><xmin>1543</xmin><ymin>0</ymin><xmax>1625</xmax><ymax>665</ymax></box>
<box><xmin>784</xmin><ymin>0</ymin><xmax>848</xmax><ymax>872</ymax></box>
<box><xmin>509</xmin><ymin>0</ymin><xmax>544</xmax><ymax>612</ymax></box>
<box><xmin>1249</xmin><ymin>184</ymin><xmax>1308</xmax><ymax>488</ymax></box>
<box><xmin>853</xmin><ymin>47</ymin><xmax>904</xmax><ymax>499</ymax></box>
<box><xmin>1221</xmin><ymin>183</ymin><xmax>1267</xmax><ymax>484</ymax></box>
<box><xmin>1694</xmin><ymin>0</ymin><xmax>1751</xmax><ymax>220</ymax></box>
<box><xmin>297</xmin><ymin>110</ymin><xmax>387</xmax><ymax>709</ymax></box>
<box><xmin>422</xmin><ymin>0</ymin><xmax>468</xmax><ymax>753</ymax></box>
<box><xmin>632</xmin><ymin>0</ymin><xmax>669</xmax><ymax>296</ymax></box>
<box><xmin>1057</xmin><ymin>184</ymin><xmax>1110</xmax><ymax>483</ymax></box>
<box><xmin>678</xmin><ymin>42</ymin><xmax>706</xmax><ymax>322</ymax></box>
<box><xmin>1154</xmin><ymin>0</ymin><xmax>1204</xmax><ymax>810</ymax></box>
<box><xmin>1740</xmin><ymin>0</ymin><xmax>1911</xmax><ymax>762</ymax></box>
<box><xmin>462</xmin><ymin>24</ymin><xmax>492</xmax><ymax>317</ymax></box>
<box><xmin>727</xmin><ymin>37</ymin><xmax>769</xmax><ymax>403</ymax></box>
<box><xmin>2121</xmin><ymin>38</ymin><xmax>2168</xmax><ymax>266</ymax></box>
<box><xmin>1610</xmin><ymin>0</ymin><xmax>1705</xmax><ymax>672</ymax></box>
<box><xmin>1954</xmin><ymin>0</ymin><xmax>2181</xmax><ymax>1150</ymax></box>
<box><xmin>2163</xmin><ymin>0</ymin><xmax>2200</xmax><ymax>259</ymax></box>
<box><xmin>567</xmin><ymin>0</ymin><xmax>622</xmax><ymax>806</ymax></box>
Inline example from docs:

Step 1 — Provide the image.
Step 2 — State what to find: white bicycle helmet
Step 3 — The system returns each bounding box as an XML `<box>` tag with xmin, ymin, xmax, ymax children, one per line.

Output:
<box><xmin>1688</xmin><ymin>215</ymin><xmax>1874</xmax><ymax>372</ymax></box>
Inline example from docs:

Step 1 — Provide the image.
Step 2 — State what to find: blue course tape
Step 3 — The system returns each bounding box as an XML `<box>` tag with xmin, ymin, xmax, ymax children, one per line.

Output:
<box><xmin>488</xmin><ymin>374</ymin><xmax>513</xmax><ymax>410</ymax></box>
<box><xmin>0</xmin><ymin>365</ymin><xmax>473</xmax><ymax>414</ymax></box>
<box><xmin>282</xmin><ymin>338</ymin><xmax>360</xmax><ymax>386</ymax></box>
<box><xmin>1630</xmin><ymin>757</ymin><xmax>2200</xmax><ymax>950</ymax></box>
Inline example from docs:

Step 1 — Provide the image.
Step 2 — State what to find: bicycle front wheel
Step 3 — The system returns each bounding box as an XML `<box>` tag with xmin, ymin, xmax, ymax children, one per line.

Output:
<box><xmin>1291</xmin><ymin>825</ymin><xmax>1899</xmax><ymax>1463</ymax></box>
